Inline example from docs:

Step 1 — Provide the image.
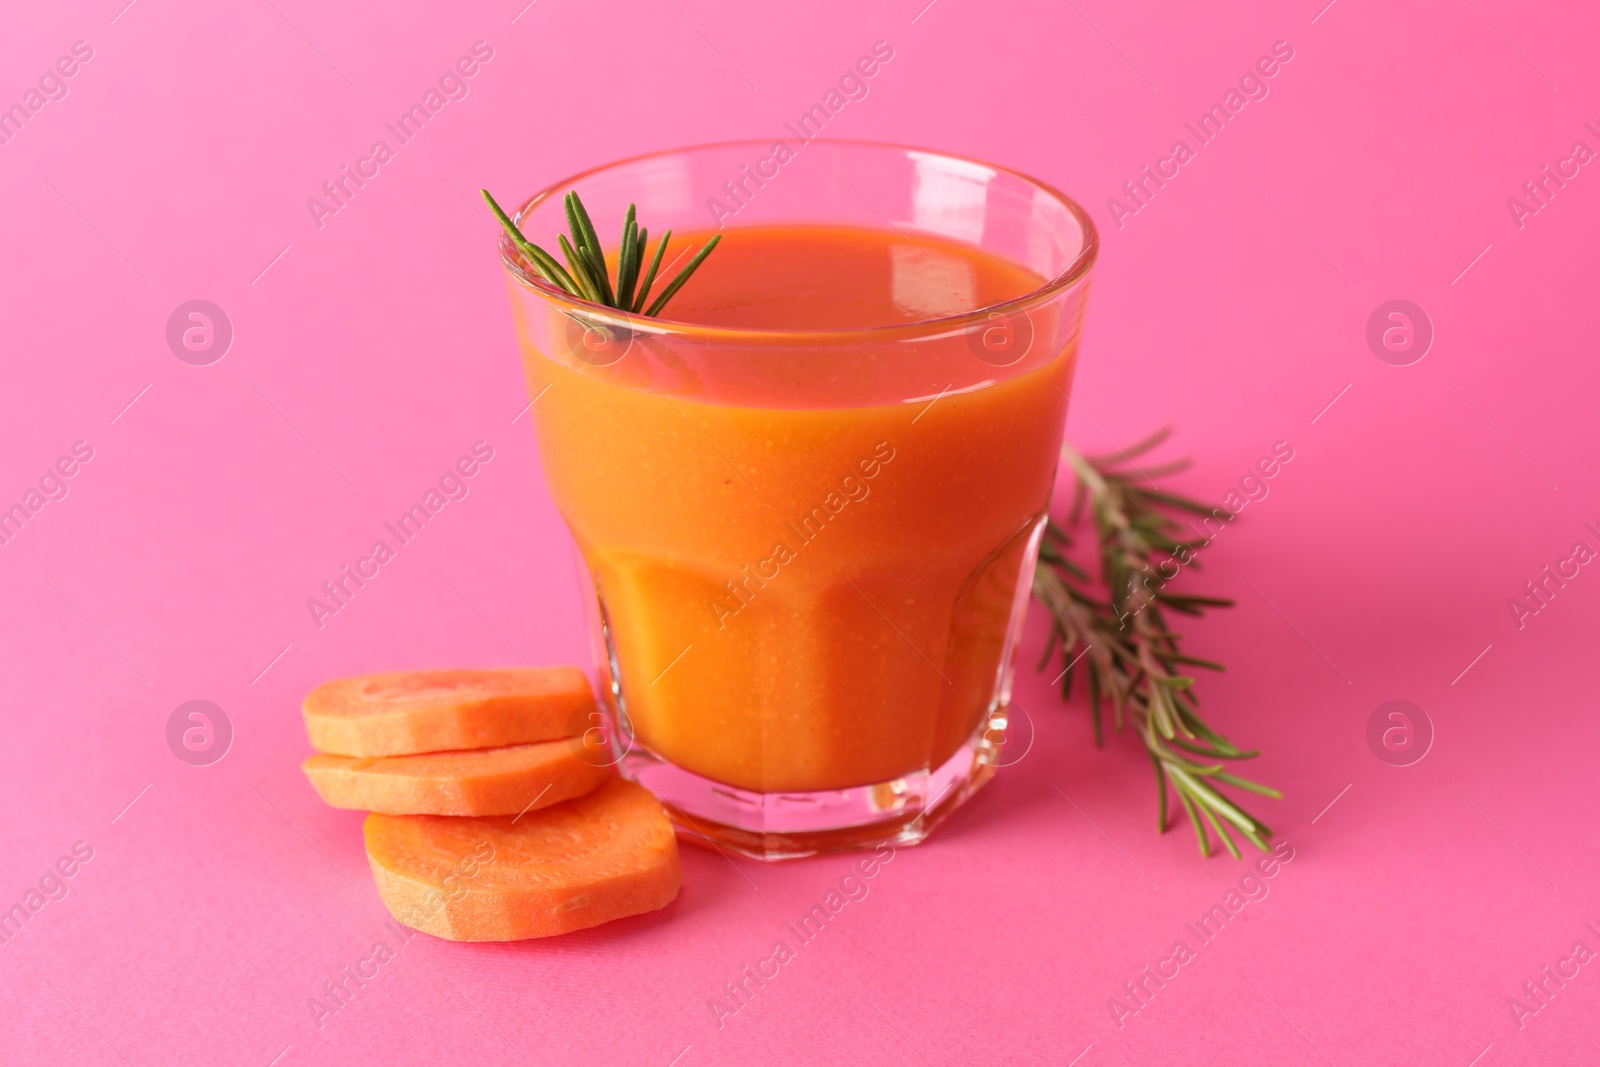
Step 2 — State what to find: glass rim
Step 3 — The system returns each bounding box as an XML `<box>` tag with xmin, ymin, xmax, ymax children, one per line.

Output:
<box><xmin>496</xmin><ymin>138</ymin><xmax>1099</xmax><ymax>344</ymax></box>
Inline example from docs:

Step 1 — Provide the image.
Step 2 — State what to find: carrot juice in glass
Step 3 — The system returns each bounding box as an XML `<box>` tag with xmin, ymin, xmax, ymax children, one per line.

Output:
<box><xmin>496</xmin><ymin>141</ymin><xmax>1097</xmax><ymax>858</ymax></box>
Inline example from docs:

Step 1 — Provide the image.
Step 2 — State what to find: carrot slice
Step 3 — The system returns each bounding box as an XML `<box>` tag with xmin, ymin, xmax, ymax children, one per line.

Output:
<box><xmin>364</xmin><ymin>777</ymin><xmax>681</xmax><ymax>941</ymax></box>
<box><xmin>302</xmin><ymin>740</ymin><xmax>609</xmax><ymax>816</ymax></box>
<box><xmin>303</xmin><ymin>667</ymin><xmax>593</xmax><ymax>757</ymax></box>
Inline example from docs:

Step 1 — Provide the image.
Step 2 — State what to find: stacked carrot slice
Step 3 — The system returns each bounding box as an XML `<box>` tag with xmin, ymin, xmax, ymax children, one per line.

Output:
<box><xmin>300</xmin><ymin>668</ymin><xmax>681</xmax><ymax>941</ymax></box>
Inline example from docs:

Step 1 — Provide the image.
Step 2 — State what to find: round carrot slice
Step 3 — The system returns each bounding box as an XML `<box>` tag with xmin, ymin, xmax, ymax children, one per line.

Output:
<box><xmin>302</xmin><ymin>740</ymin><xmax>609</xmax><ymax>816</ymax></box>
<box><xmin>364</xmin><ymin>777</ymin><xmax>681</xmax><ymax>941</ymax></box>
<box><xmin>303</xmin><ymin>667</ymin><xmax>593</xmax><ymax>757</ymax></box>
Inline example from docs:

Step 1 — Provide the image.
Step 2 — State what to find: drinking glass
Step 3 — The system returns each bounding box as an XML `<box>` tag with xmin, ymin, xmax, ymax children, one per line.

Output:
<box><xmin>497</xmin><ymin>140</ymin><xmax>1097</xmax><ymax>859</ymax></box>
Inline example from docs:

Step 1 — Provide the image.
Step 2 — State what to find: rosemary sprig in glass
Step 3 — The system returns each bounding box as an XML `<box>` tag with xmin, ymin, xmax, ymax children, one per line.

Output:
<box><xmin>1032</xmin><ymin>428</ymin><xmax>1281</xmax><ymax>859</ymax></box>
<box><xmin>482</xmin><ymin>188</ymin><xmax>721</xmax><ymax>317</ymax></box>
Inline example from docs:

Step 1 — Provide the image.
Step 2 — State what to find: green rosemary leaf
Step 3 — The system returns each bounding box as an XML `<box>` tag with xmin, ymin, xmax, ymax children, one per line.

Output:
<box><xmin>562</xmin><ymin>193</ymin><xmax>586</xmax><ymax>253</ymax></box>
<box><xmin>1236</xmin><ymin>824</ymin><xmax>1272</xmax><ymax>853</ymax></box>
<box><xmin>562</xmin><ymin>193</ymin><xmax>616</xmax><ymax>307</ymax></box>
<box><xmin>1178</xmin><ymin>790</ymin><xmax>1210</xmax><ymax>857</ymax></box>
<box><xmin>1111</xmin><ymin>669</ymin><xmax>1132</xmax><ymax>732</ymax></box>
<box><xmin>1128</xmin><ymin>460</ymin><xmax>1193</xmax><ymax>479</ymax></box>
<box><xmin>557</xmin><ymin>234</ymin><xmax>602</xmax><ymax>304</ymax></box>
<box><xmin>1214</xmin><ymin>771</ymin><xmax>1284</xmax><ymax>799</ymax></box>
<box><xmin>1142</xmin><ymin>490</ymin><xmax>1227</xmax><ymax>516</ymax></box>
<box><xmin>1086</xmin><ymin>426</ymin><xmax>1172</xmax><ymax>464</ymax></box>
<box><xmin>616</xmin><ymin>208</ymin><xmax>640</xmax><ymax>312</ymax></box>
<box><xmin>1166</xmin><ymin>653</ymin><xmax>1227</xmax><ymax>671</ymax></box>
<box><xmin>1201</xmin><ymin>803</ymin><xmax>1241</xmax><ymax>859</ymax></box>
<box><xmin>630</xmin><ymin>225</ymin><xmax>648</xmax><ymax>305</ymax></box>
<box><xmin>1036</xmin><ymin>626</ymin><xmax>1061</xmax><ymax>673</ymax></box>
<box><xmin>1180</xmin><ymin>715</ymin><xmax>1234</xmax><ymax>751</ymax></box>
<box><xmin>486</xmin><ymin>187</ymin><xmax>718</xmax><ymax>318</ymax></box>
<box><xmin>1055</xmin><ymin>554</ymin><xmax>1090</xmax><ymax>582</ymax></box>
<box><xmin>1165</xmin><ymin>736</ymin><xmax>1258</xmax><ymax>761</ymax></box>
<box><xmin>586</xmin><ymin>246</ymin><xmax>615</xmax><ymax>306</ymax></box>
<box><xmin>1151</xmin><ymin>749</ymin><xmax>1168</xmax><ymax>832</ymax></box>
<box><xmin>1086</xmin><ymin>660</ymin><xmax>1102</xmax><ymax>746</ymax></box>
<box><xmin>480</xmin><ymin>190</ymin><xmax>580</xmax><ymax>295</ymax></box>
<box><xmin>1147</xmin><ymin>684</ymin><xmax>1177</xmax><ymax>739</ymax></box>
<box><xmin>632</xmin><ymin>230</ymin><xmax>671</xmax><ymax>314</ymax></box>
<box><xmin>1158</xmin><ymin>751</ymin><xmax>1225</xmax><ymax>777</ymax></box>
<box><xmin>560</xmin><ymin>198</ymin><xmax>592</xmax><ymax>278</ymax></box>
<box><xmin>566</xmin><ymin>190</ymin><xmax>603</xmax><ymax>259</ymax></box>
<box><xmin>528</xmin><ymin>246</ymin><xmax>582</xmax><ymax>296</ymax></box>
<box><xmin>1179</xmin><ymin>714</ymin><xmax>1229</xmax><ymax>739</ymax></box>
<box><xmin>1172</xmin><ymin>766</ymin><xmax>1263</xmax><ymax>836</ymax></box>
<box><xmin>645</xmin><ymin>233</ymin><xmax>722</xmax><ymax>317</ymax></box>
<box><xmin>1068</xmin><ymin>480</ymin><xmax>1089</xmax><ymax>525</ymax></box>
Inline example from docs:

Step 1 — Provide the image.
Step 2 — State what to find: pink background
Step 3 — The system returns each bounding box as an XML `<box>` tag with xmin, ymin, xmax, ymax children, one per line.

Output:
<box><xmin>3</xmin><ymin>0</ymin><xmax>1598</xmax><ymax>1063</ymax></box>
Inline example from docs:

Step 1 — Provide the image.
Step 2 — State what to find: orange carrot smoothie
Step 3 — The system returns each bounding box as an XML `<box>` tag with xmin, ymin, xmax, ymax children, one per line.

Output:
<box><xmin>515</xmin><ymin>225</ymin><xmax>1077</xmax><ymax>794</ymax></box>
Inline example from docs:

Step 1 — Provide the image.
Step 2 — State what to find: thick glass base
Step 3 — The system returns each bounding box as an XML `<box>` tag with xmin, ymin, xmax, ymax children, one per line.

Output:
<box><xmin>619</xmin><ymin>709</ymin><xmax>1006</xmax><ymax>861</ymax></box>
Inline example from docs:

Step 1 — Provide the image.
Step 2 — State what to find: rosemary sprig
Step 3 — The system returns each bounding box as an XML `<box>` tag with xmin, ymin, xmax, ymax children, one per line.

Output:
<box><xmin>482</xmin><ymin>188</ymin><xmax>721</xmax><ymax>317</ymax></box>
<box><xmin>1033</xmin><ymin>428</ymin><xmax>1280</xmax><ymax>858</ymax></box>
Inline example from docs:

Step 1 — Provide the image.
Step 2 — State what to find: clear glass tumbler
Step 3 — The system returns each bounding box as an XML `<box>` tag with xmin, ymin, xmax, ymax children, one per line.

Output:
<box><xmin>496</xmin><ymin>140</ymin><xmax>1096</xmax><ymax>859</ymax></box>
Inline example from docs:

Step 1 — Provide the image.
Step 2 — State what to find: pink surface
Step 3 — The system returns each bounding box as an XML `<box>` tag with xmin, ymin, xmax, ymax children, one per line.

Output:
<box><xmin>2</xmin><ymin>0</ymin><xmax>1597</xmax><ymax>1063</ymax></box>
